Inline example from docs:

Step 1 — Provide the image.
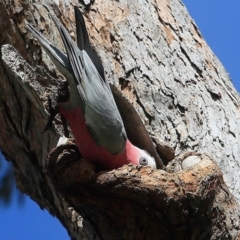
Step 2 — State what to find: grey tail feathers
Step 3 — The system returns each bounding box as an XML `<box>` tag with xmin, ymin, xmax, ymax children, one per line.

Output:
<box><xmin>74</xmin><ymin>6</ymin><xmax>106</xmax><ymax>81</ymax></box>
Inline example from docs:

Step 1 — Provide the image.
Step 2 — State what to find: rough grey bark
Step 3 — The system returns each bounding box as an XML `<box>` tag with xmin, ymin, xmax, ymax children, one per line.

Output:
<box><xmin>46</xmin><ymin>142</ymin><xmax>240</xmax><ymax>239</ymax></box>
<box><xmin>0</xmin><ymin>0</ymin><xmax>240</xmax><ymax>239</ymax></box>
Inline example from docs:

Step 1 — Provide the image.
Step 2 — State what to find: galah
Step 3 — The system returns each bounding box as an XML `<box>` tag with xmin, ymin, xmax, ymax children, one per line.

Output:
<box><xmin>27</xmin><ymin>7</ymin><xmax>156</xmax><ymax>170</ymax></box>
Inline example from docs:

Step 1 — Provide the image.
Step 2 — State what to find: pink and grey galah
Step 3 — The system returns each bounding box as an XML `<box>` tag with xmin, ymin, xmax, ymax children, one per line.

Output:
<box><xmin>27</xmin><ymin>6</ymin><xmax>156</xmax><ymax>170</ymax></box>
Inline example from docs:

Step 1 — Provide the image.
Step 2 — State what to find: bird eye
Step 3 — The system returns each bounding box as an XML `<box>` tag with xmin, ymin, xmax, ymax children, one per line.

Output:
<box><xmin>139</xmin><ymin>157</ymin><xmax>148</xmax><ymax>166</ymax></box>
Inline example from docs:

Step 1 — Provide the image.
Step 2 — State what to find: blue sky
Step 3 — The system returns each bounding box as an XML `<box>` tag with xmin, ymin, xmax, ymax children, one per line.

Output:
<box><xmin>1</xmin><ymin>2</ymin><xmax>240</xmax><ymax>239</ymax></box>
<box><xmin>182</xmin><ymin>1</ymin><xmax>240</xmax><ymax>91</ymax></box>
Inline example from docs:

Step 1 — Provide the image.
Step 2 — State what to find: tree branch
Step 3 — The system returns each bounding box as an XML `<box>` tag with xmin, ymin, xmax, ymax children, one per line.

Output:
<box><xmin>47</xmin><ymin>140</ymin><xmax>240</xmax><ymax>239</ymax></box>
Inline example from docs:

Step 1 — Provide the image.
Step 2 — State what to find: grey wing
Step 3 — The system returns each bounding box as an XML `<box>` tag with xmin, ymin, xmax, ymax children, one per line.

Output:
<box><xmin>51</xmin><ymin>14</ymin><xmax>127</xmax><ymax>154</ymax></box>
<box><xmin>27</xmin><ymin>23</ymin><xmax>82</xmax><ymax>109</ymax></box>
<box><xmin>26</xmin><ymin>23</ymin><xmax>72</xmax><ymax>80</ymax></box>
<box><xmin>74</xmin><ymin>6</ymin><xmax>106</xmax><ymax>81</ymax></box>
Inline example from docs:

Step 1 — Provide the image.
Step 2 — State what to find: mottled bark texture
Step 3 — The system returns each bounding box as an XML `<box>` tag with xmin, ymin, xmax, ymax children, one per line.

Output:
<box><xmin>0</xmin><ymin>0</ymin><xmax>240</xmax><ymax>239</ymax></box>
<box><xmin>47</xmin><ymin>144</ymin><xmax>240</xmax><ymax>240</ymax></box>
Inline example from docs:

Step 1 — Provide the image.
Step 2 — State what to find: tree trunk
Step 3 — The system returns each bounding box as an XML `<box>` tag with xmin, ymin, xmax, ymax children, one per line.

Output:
<box><xmin>0</xmin><ymin>0</ymin><xmax>240</xmax><ymax>239</ymax></box>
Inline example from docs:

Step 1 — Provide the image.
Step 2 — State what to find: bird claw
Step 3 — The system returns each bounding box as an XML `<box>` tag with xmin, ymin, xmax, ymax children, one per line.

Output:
<box><xmin>57</xmin><ymin>80</ymin><xmax>70</xmax><ymax>103</ymax></box>
<box><xmin>43</xmin><ymin>97</ymin><xmax>57</xmax><ymax>132</ymax></box>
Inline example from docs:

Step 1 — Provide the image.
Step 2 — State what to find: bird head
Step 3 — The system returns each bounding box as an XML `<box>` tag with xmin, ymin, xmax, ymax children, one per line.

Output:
<box><xmin>137</xmin><ymin>148</ymin><xmax>156</xmax><ymax>168</ymax></box>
